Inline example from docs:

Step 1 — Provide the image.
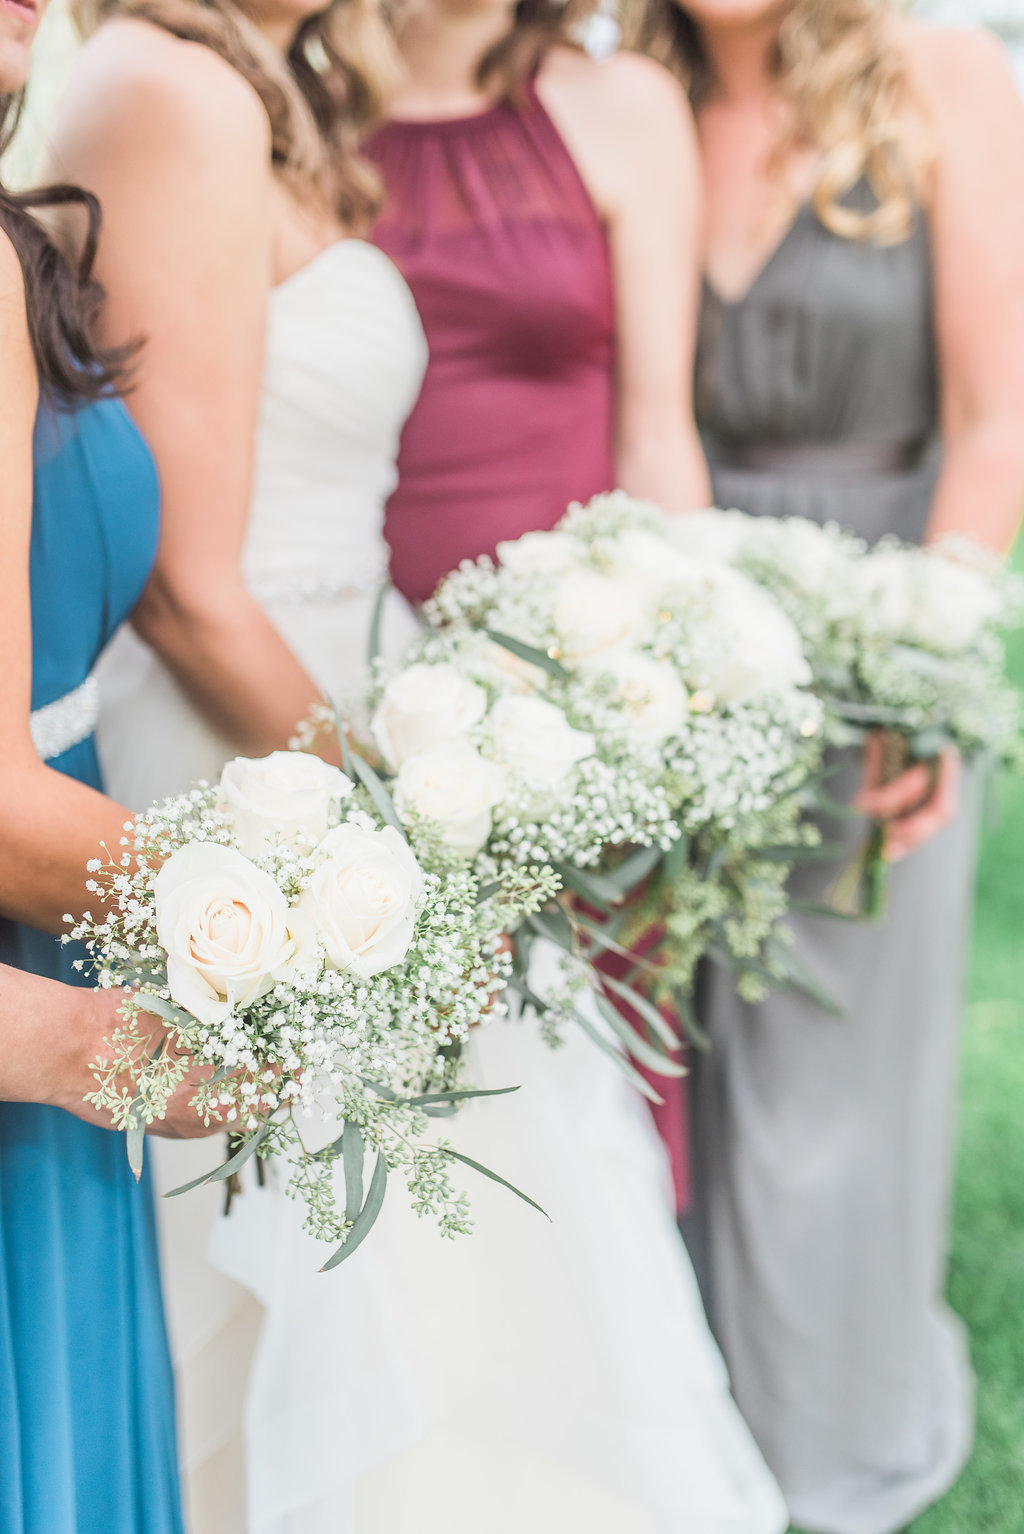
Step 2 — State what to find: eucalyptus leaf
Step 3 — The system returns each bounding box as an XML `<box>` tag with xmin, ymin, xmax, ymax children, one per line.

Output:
<box><xmin>342</xmin><ymin>1120</ymin><xmax>364</xmax><ymax>1223</ymax></box>
<box><xmin>204</xmin><ymin>1120</ymin><xmax>271</xmax><ymax>1184</ymax></box>
<box><xmin>320</xmin><ymin>1151</ymin><xmax>388</xmax><ymax>1272</ymax></box>
<box><xmin>366</xmin><ymin>579</ymin><xmax>391</xmax><ymax>667</ymax></box>
<box><xmin>407</xmin><ymin>1085</ymin><xmax>521</xmax><ymax>1107</ymax></box>
<box><xmin>125</xmin><ymin>1096</ymin><xmax>147</xmax><ymax>1182</ymax></box>
<box><xmin>443</xmin><ymin>1149</ymin><xmax>549</xmax><ymax>1219</ymax></box>
<box><xmin>603</xmin><ymin>842</ymin><xmax>665</xmax><ymax>896</ymax></box>
<box><xmin>484</xmin><ymin>628</ymin><xmax>570</xmax><ymax>682</ymax></box>
<box><xmin>135</xmin><ymin>994</ymin><xmax>194</xmax><ymax>1029</ymax></box>
<box><xmin>506</xmin><ymin>973</ymin><xmax>550</xmax><ymax>1016</ymax></box>
<box><xmin>593</xmin><ymin>994</ymin><xmax>686</xmax><ymax>1077</ymax></box>
<box><xmin>359</xmin><ymin>1075</ymin><xmax>400</xmax><ymax>1102</ymax></box>
<box><xmin>475</xmin><ymin>879</ymin><xmax>503</xmax><ymax>904</ymax></box>
<box><xmin>330</xmin><ymin>700</ymin><xmax>356</xmax><ymax>780</ymax></box>
<box><xmin>765</xmin><ymin>936</ymin><xmax>845</xmax><ymax>1019</ymax></box>
<box><xmin>573</xmin><ymin>913</ymin><xmax>664</xmax><ymax>977</ymax></box>
<box><xmin>662</xmin><ymin>829</ymin><xmax>691</xmax><ymax>886</ymax></box>
<box><xmin>527</xmin><ymin>904</ymin><xmax>574</xmax><ymax>953</ymax></box>
<box><xmin>571</xmin><ymin>1007</ymin><xmax>664</xmax><ymax>1105</ymax></box>
<box><xmin>350</xmin><ymin>751</ymin><xmax>406</xmax><ymax>837</ymax></box>
<box><xmin>598</xmin><ymin>970</ymin><xmax>679</xmax><ymax>1051</ymax></box>
<box><xmin>552</xmin><ymin>861</ymin><xmax>619</xmax><ymax>913</ymax></box>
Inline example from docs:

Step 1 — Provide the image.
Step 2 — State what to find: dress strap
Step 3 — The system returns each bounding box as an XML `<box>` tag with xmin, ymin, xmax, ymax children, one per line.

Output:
<box><xmin>30</xmin><ymin>674</ymin><xmax>99</xmax><ymax>762</ymax></box>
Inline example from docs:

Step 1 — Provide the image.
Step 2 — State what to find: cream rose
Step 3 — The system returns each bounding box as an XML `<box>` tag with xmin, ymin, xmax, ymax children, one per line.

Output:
<box><xmin>487</xmin><ymin>695</ymin><xmax>596</xmax><ymax>787</ymax></box>
<box><xmin>218</xmin><ymin>752</ymin><xmax>353</xmax><ymax>858</ymax></box>
<box><xmin>701</xmin><ymin>568</ymin><xmax>813</xmax><ymax>704</ymax></box>
<box><xmin>371</xmin><ymin>663</ymin><xmax>489</xmax><ymax>769</ymax></box>
<box><xmin>496</xmin><ymin>529</ymin><xmax>587</xmax><ymax>575</ymax></box>
<box><xmin>155</xmin><ymin>843</ymin><xmax>302</xmax><ymax>1027</ymax></box>
<box><xmin>395</xmin><ymin>740</ymin><xmax>506</xmax><ymax>858</ymax></box>
<box><xmin>603</xmin><ymin>652</ymin><xmax>690</xmax><ymax>743</ymax></box>
<box><xmin>552</xmin><ymin>569</ymin><xmax>646</xmax><ymax>666</ymax></box>
<box><xmin>298</xmin><ymin>824</ymin><xmax>423</xmax><ymax>979</ymax></box>
<box><xmin>602</xmin><ymin>528</ymin><xmax>696</xmax><ymax>600</ymax></box>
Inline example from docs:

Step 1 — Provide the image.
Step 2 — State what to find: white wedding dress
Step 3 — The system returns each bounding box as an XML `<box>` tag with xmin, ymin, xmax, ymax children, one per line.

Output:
<box><xmin>96</xmin><ymin>240</ymin><xmax>788</xmax><ymax>1534</ymax></box>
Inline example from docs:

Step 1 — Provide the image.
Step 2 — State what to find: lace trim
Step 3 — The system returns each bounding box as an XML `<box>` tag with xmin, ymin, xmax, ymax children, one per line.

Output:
<box><xmin>30</xmin><ymin>675</ymin><xmax>99</xmax><ymax>763</ymax></box>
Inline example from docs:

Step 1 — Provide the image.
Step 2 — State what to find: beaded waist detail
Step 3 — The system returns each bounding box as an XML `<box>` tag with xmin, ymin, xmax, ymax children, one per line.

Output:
<box><xmin>30</xmin><ymin>675</ymin><xmax>99</xmax><ymax>762</ymax></box>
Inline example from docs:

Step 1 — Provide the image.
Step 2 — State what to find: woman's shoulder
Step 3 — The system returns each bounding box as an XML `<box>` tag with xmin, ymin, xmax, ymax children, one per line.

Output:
<box><xmin>55</xmin><ymin>17</ymin><xmax>269</xmax><ymax>165</ymax></box>
<box><xmin>541</xmin><ymin>45</ymin><xmax>693</xmax><ymax>141</ymax></box>
<box><xmin>897</xmin><ymin>15</ymin><xmax>1020</xmax><ymax>121</ymax></box>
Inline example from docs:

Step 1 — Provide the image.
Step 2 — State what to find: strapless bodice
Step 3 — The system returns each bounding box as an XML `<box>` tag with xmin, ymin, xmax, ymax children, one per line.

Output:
<box><xmin>244</xmin><ymin>241</ymin><xmax>428</xmax><ymax>602</ymax></box>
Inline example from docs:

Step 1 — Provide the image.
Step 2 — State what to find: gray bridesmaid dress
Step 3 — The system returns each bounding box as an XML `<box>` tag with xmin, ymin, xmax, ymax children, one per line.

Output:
<box><xmin>692</xmin><ymin>187</ymin><xmax>978</xmax><ymax>1534</ymax></box>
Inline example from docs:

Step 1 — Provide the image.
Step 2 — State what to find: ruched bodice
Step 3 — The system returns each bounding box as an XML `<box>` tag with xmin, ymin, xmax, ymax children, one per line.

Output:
<box><xmin>244</xmin><ymin>241</ymin><xmax>427</xmax><ymax>602</ymax></box>
<box><xmin>696</xmin><ymin>187</ymin><xmax>940</xmax><ymax>544</ymax></box>
<box><xmin>368</xmin><ymin>81</ymin><xmax>616</xmax><ymax>603</ymax></box>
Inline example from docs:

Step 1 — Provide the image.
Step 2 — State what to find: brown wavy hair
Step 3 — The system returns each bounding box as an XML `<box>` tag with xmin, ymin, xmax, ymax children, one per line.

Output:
<box><xmin>0</xmin><ymin>93</ymin><xmax>133</xmax><ymax>399</ymax></box>
<box><xmin>72</xmin><ymin>0</ymin><xmax>400</xmax><ymax>229</ymax></box>
<box><xmin>626</xmin><ymin>0</ymin><xmax>919</xmax><ymax>244</ymax></box>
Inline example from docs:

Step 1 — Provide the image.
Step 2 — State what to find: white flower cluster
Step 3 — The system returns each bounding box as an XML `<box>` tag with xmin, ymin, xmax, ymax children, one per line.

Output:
<box><xmin>70</xmin><ymin>751</ymin><xmax>549</xmax><ymax>1263</ymax></box>
<box><xmin>668</xmin><ymin>509</ymin><xmax>1023</xmax><ymax>763</ymax></box>
<box><xmin>378</xmin><ymin>493</ymin><xmax>825</xmax><ymax>1009</ymax></box>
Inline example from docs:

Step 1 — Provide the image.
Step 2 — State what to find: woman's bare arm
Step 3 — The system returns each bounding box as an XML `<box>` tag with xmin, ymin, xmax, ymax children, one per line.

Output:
<box><xmin>539</xmin><ymin>49</ymin><xmax>712</xmax><ymax>513</ymax></box>
<box><xmin>46</xmin><ymin>22</ymin><xmax>336</xmax><ymax>759</ymax></box>
<box><xmin>915</xmin><ymin>26</ymin><xmax>1024</xmax><ymax>554</ymax></box>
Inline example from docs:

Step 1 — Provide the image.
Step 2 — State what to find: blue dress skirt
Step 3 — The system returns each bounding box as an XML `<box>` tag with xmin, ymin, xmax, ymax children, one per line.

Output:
<box><xmin>0</xmin><ymin>398</ymin><xmax>184</xmax><ymax>1533</ymax></box>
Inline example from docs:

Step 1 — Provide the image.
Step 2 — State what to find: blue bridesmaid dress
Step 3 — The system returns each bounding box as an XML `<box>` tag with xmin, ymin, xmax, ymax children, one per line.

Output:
<box><xmin>0</xmin><ymin>396</ymin><xmax>184</xmax><ymax>1533</ymax></box>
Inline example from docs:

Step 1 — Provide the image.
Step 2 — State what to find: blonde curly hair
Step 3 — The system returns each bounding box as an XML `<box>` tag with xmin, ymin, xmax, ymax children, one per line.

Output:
<box><xmin>626</xmin><ymin>0</ymin><xmax>919</xmax><ymax>244</ymax></box>
<box><xmin>71</xmin><ymin>0</ymin><xmax>400</xmax><ymax>229</ymax></box>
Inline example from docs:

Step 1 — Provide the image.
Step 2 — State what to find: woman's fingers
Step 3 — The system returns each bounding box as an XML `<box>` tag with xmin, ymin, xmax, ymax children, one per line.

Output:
<box><xmin>883</xmin><ymin>749</ymin><xmax>962</xmax><ymax>863</ymax></box>
<box><xmin>853</xmin><ymin>760</ymin><xmax>934</xmax><ymax>821</ymax></box>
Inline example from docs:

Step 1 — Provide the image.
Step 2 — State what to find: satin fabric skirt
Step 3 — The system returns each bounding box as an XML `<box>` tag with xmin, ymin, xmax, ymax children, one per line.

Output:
<box><xmin>693</xmin><ymin>758</ymin><xmax>979</xmax><ymax>1534</ymax></box>
<box><xmin>95</xmin><ymin>592</ymin><xmax>787</xmax><ymax>1534</ymax></box>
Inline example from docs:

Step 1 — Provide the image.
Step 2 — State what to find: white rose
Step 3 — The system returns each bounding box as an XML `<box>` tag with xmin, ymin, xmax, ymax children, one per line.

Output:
<box><xmin>701</xmin><ymin>567</ymin><xmax>813</xmax><ymax>704</ymax></box>
<box><xmin>912</xmin><ymin>554</ymin><xmax>1002</xmax><ymax>652</ymax></box>
<box><xmin>852</xmin><ymin>551</ymin><xmax>917</xmax><ymax>637</ymax></box>
<box><xmin>371</xmin><ymin>663</ymin><xmax>489</xmax><ymax>769</ymax></box>
<box><xmin>603</xmin><ymin>652</ymin><xmax>690</xmax><ymax>743</ymax></box>
<box><xmin>496</xmin><ymin>529</ymin><xmax>586</xmax><ymax>575</ymax></box>
<box><xmin>218</xmin><ymin>752</ymin><xmax>353</xmax><ymax>858</ymax></box>
<box><xmin>487</xmin><ymin>695</ymin><xmax>596</xmax><ymax>786</ymax></box>
<box><xmin>395</xmin><ymin>740</ymin><xmax>506</xmax><ymax>857</ymax></box>
<box><xmin>553</xmin><ymin>569</ymin><xmax>647</xmax><ymax>665</ymax></box>
<box><xmin>603</xmin><ymin>528</ymin><xmax>695</xmax><ymax>599</ymax></box>
<box><xmin>664</xmin><ymin>508</ymin><xmax>746</xmax><ymax>565</ymax></box>
<box><xmin>298</xmin><ymin>823</ymin><xmax>423</xmax><ymax>979</ymax></box>
<box><xmin>857</xmin><ymin>549</ymin><xmax>1001</xmax><ymax>653</ymax></box>
<box><xmin>155</xmin><ymin>843</ymin><xmax>302</xmax><ymax>1027</ymax></box>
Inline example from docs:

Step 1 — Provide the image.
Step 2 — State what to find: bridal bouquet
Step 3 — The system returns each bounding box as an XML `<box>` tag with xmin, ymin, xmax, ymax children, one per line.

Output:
<box><xmin>668</xmin><ymin>508</ymin><xmax>1023</xmax><ymax>911</ymax></box>
<box><xmin>347</xmin><ymin>493</ymin><xmax>826</xmax><ymax>1058</ymax></box>
<box><xmin>668</xmin><ymin>509</ymin><xmax>1023</xmax><ymax>765</ymax></box>
<box><xmin>68</xmin><ymin>752</ymin><xmax>551</xmax><ymax>1267</ymax></box>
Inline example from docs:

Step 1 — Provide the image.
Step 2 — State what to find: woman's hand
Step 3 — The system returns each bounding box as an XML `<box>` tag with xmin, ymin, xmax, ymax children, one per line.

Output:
<box><xmin>0</xmin><ymin>965</ymin><xmax>219</xmax><ymax>1138</ymax></box>
<box><xmin>852</xmin><ymin>732</ymin><xmax>962</xmax><ymax>864</ymax></box>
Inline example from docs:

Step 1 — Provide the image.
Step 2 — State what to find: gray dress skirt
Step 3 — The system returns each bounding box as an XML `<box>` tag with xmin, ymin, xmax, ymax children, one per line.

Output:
<box><xmin>692</xmin><ymin>190</ymin><xmax>978</xmax><ymax>1534</ymax></box>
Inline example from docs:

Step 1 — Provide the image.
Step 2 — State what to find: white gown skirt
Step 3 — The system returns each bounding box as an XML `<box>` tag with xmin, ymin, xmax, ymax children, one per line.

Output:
<box><xmin>95</xmin><ymin>595</ymin><xmax>787</xmax><ymax>1534</ymax></box>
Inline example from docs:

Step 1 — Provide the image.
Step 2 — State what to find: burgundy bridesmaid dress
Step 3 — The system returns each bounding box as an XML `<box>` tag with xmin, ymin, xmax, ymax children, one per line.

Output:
<box><xmin>368</xmin><ymin>81</ymin><xmax>691</xmax><ymax>1212</ymax></box>
<box><xmin>368</xmin><ymin>79</ymin><xmax>615</xmax><ymax>605</ymax></box>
